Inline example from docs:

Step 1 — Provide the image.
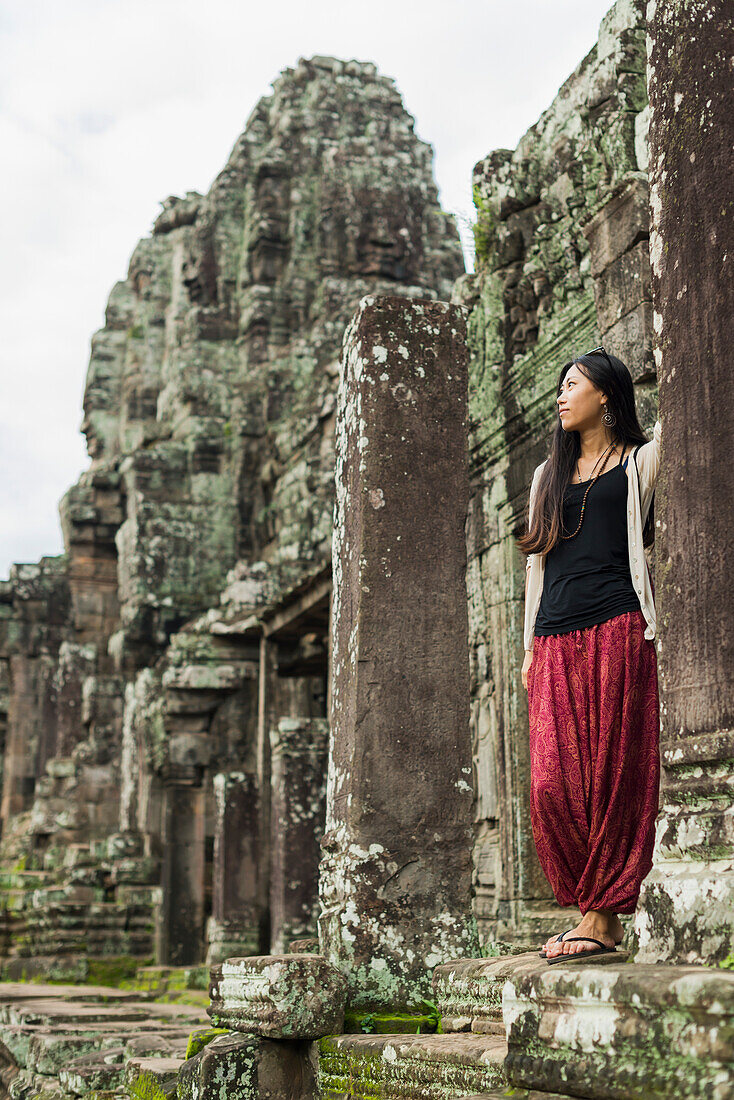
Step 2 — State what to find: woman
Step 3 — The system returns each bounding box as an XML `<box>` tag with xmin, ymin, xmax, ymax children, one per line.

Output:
<box><xmin>518</xmin><ymin>346</ymin><xmax>661</xmax><ymax>963</ymax></box>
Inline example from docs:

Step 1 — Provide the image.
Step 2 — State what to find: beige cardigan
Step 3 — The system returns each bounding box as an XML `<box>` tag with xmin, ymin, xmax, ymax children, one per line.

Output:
<box><xmin>524</xmin><ymin>421</ymin><xmax>662</xmax><ymax>652</ymax></box>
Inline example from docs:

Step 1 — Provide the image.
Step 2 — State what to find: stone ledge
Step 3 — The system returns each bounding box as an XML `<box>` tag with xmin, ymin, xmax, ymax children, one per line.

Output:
<box><xmin>503</xmin><ymin>961</ymin><xmax>734</xmax><ymax>1099</ymax></box>
<box><xmin>447</xmin><ymin>1093</ymin><xmax>575</xmax><ymax>1100</ymax></box>
<box><xmin>317</xmin><ymin>1033</ymin><xmax>508</xmax><ymax>1100</ymax></box>
<box><xmin>434</xmin><ymin>950</ymin><xmax>628</xmax><ymax>1033</ymax></box>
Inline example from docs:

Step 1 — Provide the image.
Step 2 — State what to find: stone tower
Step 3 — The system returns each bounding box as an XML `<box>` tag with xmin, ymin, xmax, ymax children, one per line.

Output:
<box><xmin>0</xmin><ymin>55</ymin><xmax>464</xmax><ymax>973</ymax></box>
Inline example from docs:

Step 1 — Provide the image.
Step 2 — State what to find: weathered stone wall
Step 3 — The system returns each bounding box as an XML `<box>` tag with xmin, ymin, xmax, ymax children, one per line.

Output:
<box><xmin>634</xmin><ymin>0</ymin><xmax>734</xmax><ymax>966</ymax></box>
<box><xmin>461</xmin><ymin>0</ymin><xmax>655</xmax><ymax>943</ymax></box>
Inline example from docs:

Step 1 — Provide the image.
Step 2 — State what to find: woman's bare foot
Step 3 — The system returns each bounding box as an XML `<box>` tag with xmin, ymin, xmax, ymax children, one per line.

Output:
<box><xmin>544</xmin><ymin>909</ymin><xmax>624</xmax><ymax>958</ymax></box>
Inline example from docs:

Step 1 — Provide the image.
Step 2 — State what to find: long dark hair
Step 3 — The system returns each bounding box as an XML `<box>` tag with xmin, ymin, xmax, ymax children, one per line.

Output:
<box><xmin>517</xmin><ymin>350</ymin><xmax>654</xmax><ymax>558</ymax></box>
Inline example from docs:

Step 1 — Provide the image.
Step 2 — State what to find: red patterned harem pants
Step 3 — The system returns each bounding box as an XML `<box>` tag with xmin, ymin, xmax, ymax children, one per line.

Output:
<box><xmin>527</xmin><ymin>608</ymin><xmax>660</xmax><ymax>915</ymax></box>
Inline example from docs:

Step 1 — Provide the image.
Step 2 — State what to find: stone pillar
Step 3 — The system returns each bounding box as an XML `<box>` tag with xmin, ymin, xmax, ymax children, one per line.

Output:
<box><xmin>635</xmin><ymin>0</ymin><xmax>734</xmax><ymax>964</ymax></box>
<box><xmin>255</xmin><ymin>636</ymin><xmax>274</xmax><ymax>943</ymax></box>
<box><xmin>318</xmin><ymin>295</ymin><xmax>479</xmax><ymax>1011</ymax></box>
<box><xmin>206</xmin><ymin>771</ymin><xmax>263</xmax><ymax>964</ymax></box>
<box><xmin>159</xmin><ymin>782</ymin><xmax>206</xmax><ymax>965</ymax></box>
<box><xmin>269</xmin><ymin>717</ymin><xmax>328</xmax><ymax>953</ymax></box>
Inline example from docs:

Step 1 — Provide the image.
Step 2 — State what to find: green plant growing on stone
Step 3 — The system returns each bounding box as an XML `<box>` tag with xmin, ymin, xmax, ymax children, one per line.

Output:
<box><xmin>472</xmin><ymin>182</ymin><xmax>497</xmax><ymax>270</ymax></box>
<box><xmin>128</xmin><ymin>1071</ymin><xmax>168</xmax><ymax>1100</ymax></box>
<box><xmin>185</xmin><ymin>1026</ymin><xmax>230</xmax><ymax>1059</ymax></box>
<box><xmin>359</xmin><ymin>1012</ymin><xmax>376</xmax><ymax>1033</ymax></box>
<box><xmin>417</xmin><ymin>998</ymin><xmax>441</xmax><ymax>1034</ymax></box>
<box><xmin>718</xmin><ymin>954</ymin><xmax>734</xmax><ymax>970</ymax></box>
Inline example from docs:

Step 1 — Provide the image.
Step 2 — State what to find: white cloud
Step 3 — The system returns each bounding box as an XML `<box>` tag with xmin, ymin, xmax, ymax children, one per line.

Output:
<box><xmin>0</xmin><ymin>0</ymin><xmax>617</xmax><ymax>579</ymax></box>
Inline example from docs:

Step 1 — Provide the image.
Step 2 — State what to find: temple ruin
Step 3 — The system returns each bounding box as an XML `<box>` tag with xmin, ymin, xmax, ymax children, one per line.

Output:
<box><xmin>0</xmin><ymin>0</ymin><xmax>732</xmax><ymax>1097</ymax></box>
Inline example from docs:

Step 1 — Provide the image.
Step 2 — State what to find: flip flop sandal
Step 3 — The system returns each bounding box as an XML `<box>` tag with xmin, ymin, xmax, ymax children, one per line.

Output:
<box><xmin>538</xmin><ymin>929</ymin><xmax>573</xmax><ymax>958</ymax></box>
<box><xmin>546</xmin><ymin>936</ymin><xmax>617</xmax><ymax>964</ymax></box>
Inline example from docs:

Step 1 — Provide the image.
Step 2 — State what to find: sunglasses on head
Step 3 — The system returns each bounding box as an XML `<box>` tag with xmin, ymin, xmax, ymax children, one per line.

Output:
<box><xmin>571</xmin><ymin>345</ymin><xmax>613</xmax><ymax>370</ymax></box>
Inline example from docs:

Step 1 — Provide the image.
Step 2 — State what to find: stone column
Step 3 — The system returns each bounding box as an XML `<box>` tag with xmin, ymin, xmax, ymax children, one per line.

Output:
<box><xmin>159</xmin><ymin>782</ymin><xmax>206</xmax><ymax>965</ymax></box>
<box><xmin>635</xmin><ymin>0</ymin><xmax>734</xmax><ymax>964</ymax></box>
<box><xmin>269</xmin><ymin>717</ymin><xmax>329</xmax><ymax>953</ymax></box>
<box><xmin>318</xmin><ymin>295</ymin><xmax>479</xmax><ymax>1011</ymax></box>
<box><xmin>255</xmin><ymin>637</ymin><xmax>275</xmax><ymax>941</ymax></box>
<box><xmin>206</xmin><ymin>771</ymin><xmax>263</xmax><ymax>964</ymax></box>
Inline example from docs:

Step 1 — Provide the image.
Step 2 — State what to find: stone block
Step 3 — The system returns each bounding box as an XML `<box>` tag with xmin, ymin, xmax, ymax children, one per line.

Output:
<box><xmin>636</xmin><ymin>857</ymin><xmax>734</xmax><ymax>966</ymax></box>
<box><xmin>177</xmin><ymin>1032</ymin><xmax>316</xmax><ymax>1100</ymax></box>
<box><xmin>289</xmin><ymin>938</ymin><xmax>320</xmax><ymax>954</ymax></box>
<box><xmin>206</xmin><ymin>917</ymin><xmax>260</xmax><ymax>967</ymax></box>
<box><xmin>434</xmin><ymin>950</ymin><xmax>627</xmax><ymax>1034</ymax></box>
<box><xmin>45</xmin><ymin>759</ymin><xmax>76</xmax><ymax>780</ymax></box>
<box><xmin>582</xmin><ymin>175</ymin><xmax>649</xmax><ymax>277</ymax></box>
<box><xmin>594</xmin><ymin>239</ymin><xmax>651</xmax><ymax>334</ymax></box>
<box><xmin>503</xmin><ymin>961</ymin><xmax>734</xmax><ymax>1098</ymax></box>
<box><xmin>317</xmin><ymin>1033</ymin><xmax>507</xmax><ymax>1100</ymax></box>
<box><xmin>168</xmin><ymin>733</ymin><xmax>212</xmax><ymax>768</ymax></box>
<box><xmin>57</xmin><ymin>1047</ymin><xmax>126</xmax><ymax>1095</ymax></box>
<box><xmin>602</xmin><ymin>301</ymin><xmax>655</xmax><ymax>381</ymax></box>
<box><xmin>126</xmin><ymin>1055</ymin><xmax>184</xmax><ymax>1092</ymax></box>
<box><xmin>162</xmin><ymin>664</ymin><xmax>246</xmax><ymax>692</ymax></box>
<box><xmin>208</xmin><ymin>954</ymin><xmax>347</xmax><ymax>1038</ymax></box>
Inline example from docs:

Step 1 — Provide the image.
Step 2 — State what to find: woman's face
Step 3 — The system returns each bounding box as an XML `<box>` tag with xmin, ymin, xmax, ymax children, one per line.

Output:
<box><xmin>556</xmin><ymin>364</ymin><xmax>607</xmax><ymax>432</ymax></box>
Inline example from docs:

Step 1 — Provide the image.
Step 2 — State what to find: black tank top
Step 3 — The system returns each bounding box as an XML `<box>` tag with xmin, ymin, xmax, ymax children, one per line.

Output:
<box><xmin>534</xmin><ymin>457</ymin><xmax>640</xmax><ymax>637</ymax></box>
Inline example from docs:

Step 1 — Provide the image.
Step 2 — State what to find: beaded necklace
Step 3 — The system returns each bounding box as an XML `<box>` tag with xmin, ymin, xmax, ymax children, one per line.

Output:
<box><xmin>561</xmin><ymin>442</ymin><xmax>617</xmax><ymax>540</ymax></box>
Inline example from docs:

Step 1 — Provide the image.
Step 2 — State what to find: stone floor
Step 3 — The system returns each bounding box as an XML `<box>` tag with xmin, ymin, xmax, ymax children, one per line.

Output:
<box><xmin>1</xmin><ymin>951</ymin><xmax>732</xmax><ymax>1099</ymax></box>
<box><xmin>0</xmin><ymin>978</ymin><xmax>210</xmax><ymax>1099</ymax></box>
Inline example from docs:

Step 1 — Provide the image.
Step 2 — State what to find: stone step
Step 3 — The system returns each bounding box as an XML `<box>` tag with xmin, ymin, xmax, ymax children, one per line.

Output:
<box><xmin>0</xmin><ymin>995</ymin><xmax>208</xmax><ymax>1030</ymax></box>
<box><xmin>503</xmin><ymin>960</ymin><xmax>734</xmax><ymax>1098</ymax></box>
<box><xmin>25</xmin><ymin>1027</ymin><xmax>127</xmax><ymax>1076</ymax></box>
<box><xmin>433</xmin><ymin>949</ymin><xmax>627</xmax><ymax>1033</ymax></box>
<box><xmin>0</xmin><ymin>1020</ymin><xmax>195</xmax><ymax>1074</ymax></box>
<box><xmin>125</xmin><ymin>1054</ymin><xmax>186</xmax><ymax>1092</ymax></box>
<box><xmin>0</xmin><ymin>956</ymin><xmax>91</xmax><ymax>983</ymax></box>
<box><xmin>317</xmin><ymin>1033</ymin><xmax>508</xmax><ymax>1099</ymax></box>
<box><xmin>58</xmin><ymin>1031</ymin><xmax>192</xmax><ymax>1096</ymax></box>
<box><xmin>447</xmin><ymin>1093</ymin><xmax>574</xmax><ymax>1099</ymax></box>
<box><xmin>0</xmin><ymin>980</ymin><xmax>146</xmax><ymax>1001</ymax></box>
<box><xmin>57</xmin><ymin>1047</ymin><xmax>126</xmax><ymax>1096</ymax></box>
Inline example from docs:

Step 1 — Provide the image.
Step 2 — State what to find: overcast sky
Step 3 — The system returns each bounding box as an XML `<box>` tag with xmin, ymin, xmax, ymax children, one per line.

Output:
<box><xmin>0</xmin><ymin>0</ymin><xmax>617</xmax><ymax>580</ymax></box>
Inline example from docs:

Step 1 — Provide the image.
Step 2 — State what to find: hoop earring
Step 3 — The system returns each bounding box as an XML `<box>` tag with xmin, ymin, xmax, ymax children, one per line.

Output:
<box><xmin>602</xmin><ymin>405</ymin><xmax>617</xmax><ymax>428</ymax></box>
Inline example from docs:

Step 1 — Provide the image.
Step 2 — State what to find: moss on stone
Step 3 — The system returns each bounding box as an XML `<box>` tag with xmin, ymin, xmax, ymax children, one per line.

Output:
<box><xmin>344</xmin><ymin>1009</ymin><xmax>440</xmax><ymax>1035</ymax></box>
<box><xmin>128</xmin><ymin>1070</ymin><xmax>169</xmax><ymax>1100</ymax></box>
<box><xmin>184</xmin><ymin>1026</ymin><xmax>230</xmax><ymax>1060</ymax></box>
<box><xmin>86</xmin><ymin>956</ymin><xmax>152</xmax><ymax>988</ymax></box>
